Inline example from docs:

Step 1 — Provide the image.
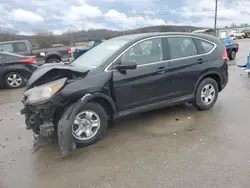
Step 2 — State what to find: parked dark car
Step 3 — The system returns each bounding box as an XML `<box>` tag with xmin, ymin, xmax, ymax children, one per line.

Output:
<box><xmin>0</xmin><ymin>40</ymin><xmax>73</xmax><ymax>65</ymax></box>
<box><xmin>0</xmin><ymin>52</ymin><xmax>38</xmax><ymax>88</ymax></box>
<box><xmin>220</xmin><ymin>37</ymin><xmax>239</xmax><ymax>60</ymax></box>
<box><xmin>21</xmin><ymin>32</ymin><xmax>228</xmax><ymax>156</ymax></box>
<box><xmin>73</xmin><ymin>40</ymin><xmax>104</xmax><ymax>60</ymax></box>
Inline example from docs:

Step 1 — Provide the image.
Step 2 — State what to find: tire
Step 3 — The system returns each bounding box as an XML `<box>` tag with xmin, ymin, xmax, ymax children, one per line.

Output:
<box><xmin>192</xmin><ymin>78</ymin><xmax>219</xmax><ymax>111</ymax></box>
<box><xmin>46</xmin><ymin>58</ymin><xmax>61</xmax><ymax>63</ymax></box>
<box><xmin>228</xmin><ymin>50</ymin><xmax>236</xmax><ymax>60</ymax></box>
<box><xmin>4</xmin><ymin>72</ymin><xmax>25</xmax><ymax>89</ymax></box>
<box><xmin>72</xmin><ymin>102</ymin><xmax>108</xmax><ymax>147</ymax></box>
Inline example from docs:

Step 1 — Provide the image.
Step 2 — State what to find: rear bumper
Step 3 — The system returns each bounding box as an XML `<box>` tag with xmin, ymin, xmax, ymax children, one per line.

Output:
<box><xmin>220</xmin><ymin>60</ymin><xmax>229</xmax><ymax>91</ymax></box>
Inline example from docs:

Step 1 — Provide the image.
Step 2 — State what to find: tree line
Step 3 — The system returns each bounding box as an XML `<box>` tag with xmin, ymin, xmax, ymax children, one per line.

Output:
<box><xmin>0</xmin><ymin>25</ymin><xmax>202</xmax><ymax>48</ymax></box>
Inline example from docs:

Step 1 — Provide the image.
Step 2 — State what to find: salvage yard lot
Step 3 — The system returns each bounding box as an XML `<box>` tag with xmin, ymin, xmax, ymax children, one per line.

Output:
<box><xmin>1</xmin><ymin>39</ymin><xmax>250</xmax><ymax>188</ymax></box>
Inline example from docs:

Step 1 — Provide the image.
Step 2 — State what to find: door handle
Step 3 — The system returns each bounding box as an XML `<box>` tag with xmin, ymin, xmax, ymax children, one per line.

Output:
<box><xmin>197</xmin><ymin>58</ymin><xmax>205</xmax><ymax>64</ymax></box>
<box><xmin>157</xmin><ymin>67</ymin><xmax>167</xmax><ymax>74</ymax></box>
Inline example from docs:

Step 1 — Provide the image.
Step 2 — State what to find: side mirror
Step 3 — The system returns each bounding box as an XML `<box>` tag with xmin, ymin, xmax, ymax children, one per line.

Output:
<box><xmin>116</xmin><ymin>60</ymin><xmax>137</xmax><ymax>70</ymax></box>
<box><xmin>40</xmin><ymin>52</ymin><xmax>45</xmax><ymax>57</ymax></box>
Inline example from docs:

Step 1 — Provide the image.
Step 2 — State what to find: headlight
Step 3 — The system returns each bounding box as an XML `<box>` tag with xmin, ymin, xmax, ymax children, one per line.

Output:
<box><xmin>24</xmin><ymin>78</ymin><xmax>67</xmax><ymax>104</ymax></box>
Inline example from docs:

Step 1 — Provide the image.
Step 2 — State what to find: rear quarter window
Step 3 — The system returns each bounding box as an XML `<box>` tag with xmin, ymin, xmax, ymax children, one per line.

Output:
<box><xmin>201</xmin><ymin>41</ymin><xmax>214</xmax><ymax>52</ymax></box>
<box><xmin>193</xmin><ymin>38</ymin><xmax>215</xmax><ymax>54</ymax></box>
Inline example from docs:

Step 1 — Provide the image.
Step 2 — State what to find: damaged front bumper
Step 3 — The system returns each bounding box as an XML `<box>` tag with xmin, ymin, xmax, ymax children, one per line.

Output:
<box><xmin>20</xmin><ymin>93</ymin><xmax>93</xmax><ymax>156</ymax></box>
<box><xmin>20</xmin><ymin>100</ymin><xmax>59</xmax><ymax>137</ymax></box>
<box><xmin>21</xmin><ymin>99</ymin><xmax>76</xmax><ymax>156</ymax></box>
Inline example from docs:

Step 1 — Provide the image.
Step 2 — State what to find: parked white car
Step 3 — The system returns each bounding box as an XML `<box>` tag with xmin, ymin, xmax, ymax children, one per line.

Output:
<box><xmin>230</xmin><ymin>32</ymin><xmax>246</xmax><ymax>39</ymax></box>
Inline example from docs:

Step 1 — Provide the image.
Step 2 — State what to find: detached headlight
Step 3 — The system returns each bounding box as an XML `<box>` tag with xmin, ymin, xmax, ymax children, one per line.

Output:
<box><xmin>24</xmin><ymin>78</ymin><xmax>67</xmax><ymax>104</ymax></box>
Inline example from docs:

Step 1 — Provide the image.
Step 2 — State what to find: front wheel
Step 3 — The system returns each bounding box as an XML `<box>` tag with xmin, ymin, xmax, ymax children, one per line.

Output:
<box><xmin>72</xmin><ymin>102</ymin><xmax>108</xmax><ymax>147</ymax></box>
<box><xmin>192</xmin><ymin>78</ymin><xmax>219</xmax><ymax>110</ymax></box>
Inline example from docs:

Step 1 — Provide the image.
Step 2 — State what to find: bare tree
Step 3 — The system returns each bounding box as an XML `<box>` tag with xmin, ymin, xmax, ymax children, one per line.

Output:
<box><xmin>34</xmin><ymin>31</ymin><xmax>55</xmax><ymax>48</ymax></box>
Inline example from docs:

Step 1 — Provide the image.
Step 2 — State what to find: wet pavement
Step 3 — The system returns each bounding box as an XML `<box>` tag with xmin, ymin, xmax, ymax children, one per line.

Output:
<box><xmin>1</xmin><ymin>40</ymin><xmax>250</xmax><ymax>188</ymax></box>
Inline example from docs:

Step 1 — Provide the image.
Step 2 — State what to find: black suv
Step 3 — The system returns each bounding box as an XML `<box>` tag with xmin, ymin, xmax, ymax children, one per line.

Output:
<box><xmin>21</xmin><ymin>32</ymin><xmax>228</xmax><ymax>155</ymax></box>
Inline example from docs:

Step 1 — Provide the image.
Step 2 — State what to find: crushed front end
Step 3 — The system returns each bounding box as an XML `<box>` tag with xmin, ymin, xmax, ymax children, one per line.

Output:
<box><xmin>21</xmin><ymin>99</ymin><xmax>61</xmax><ymax>137</ymax></box>
<box><xmin>20</xmin><ymin>77</ymin><xmax>77</xmax><ymax>156</ymax></box>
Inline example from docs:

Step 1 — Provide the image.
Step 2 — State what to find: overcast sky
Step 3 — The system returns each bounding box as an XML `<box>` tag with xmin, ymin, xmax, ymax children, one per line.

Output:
<box><xmin>0</xmin><ymin>0</ymin><xmax>249</xmax><ymax>35</ymax></box>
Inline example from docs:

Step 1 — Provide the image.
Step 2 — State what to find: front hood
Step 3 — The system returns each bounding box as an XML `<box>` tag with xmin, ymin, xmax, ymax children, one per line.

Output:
<box><xmin>26</xmin><ymin>63</ymin><xmax>90</xmax><ymax>89</ymax></box>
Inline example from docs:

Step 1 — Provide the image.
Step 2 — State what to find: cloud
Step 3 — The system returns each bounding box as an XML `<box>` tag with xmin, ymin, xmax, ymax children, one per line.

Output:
<box><xmin>66</xmin><ymin>4</ymin><xmax>102</xmax><ymax>20</ymax></box>
<box><xmin>105</xmin><ymin>9</ymin><xmax>166</xmax><ymax>30</ymax></box>
<box><xmin>10</xmin><ymin>9</ymin><xmax>44</xmax><ymax>22</ymax></box>
<box><xmin>89</xmin><ymin>0</ymin><xmax>157</xmax><ymax>9</ymax></box>
<box><xmin>174</xmin><ymin>0</ymin><xmax>250</xmax><ymax>27</ymax></box>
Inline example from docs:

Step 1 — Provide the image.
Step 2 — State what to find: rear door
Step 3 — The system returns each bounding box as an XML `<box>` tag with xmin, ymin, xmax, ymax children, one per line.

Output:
<box><xmin>112</xmin><ymin>37</ymin><xmax>171</xmax><ymax>111</ymax></box>
<box><xmin>165</xmin><ymin>36</ymin><xmax>207</xmax><ymax>98</ymax></box>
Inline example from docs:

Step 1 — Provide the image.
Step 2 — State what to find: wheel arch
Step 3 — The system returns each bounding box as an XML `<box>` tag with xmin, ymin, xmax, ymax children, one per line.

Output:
<box><xmin>57</xmin><ymin>93</ymin><xmax>117</xmax><ymax>121</ymax></box>
<box><xmin>194</xmin><ymin>72</ymin><xmax>222</xmax><ymax>93</ymax></box>
<box><xmin>45</xmin><ymin>52</ymin><xmax>62</xmax><ymax>63</ymax></box>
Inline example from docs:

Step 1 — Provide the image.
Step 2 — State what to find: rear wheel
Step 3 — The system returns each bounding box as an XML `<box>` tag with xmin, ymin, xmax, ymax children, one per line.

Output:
<box><xmin>192</xmin><ymin>78</ymin><xmax>219</xmax><ymax>110</ymax></box>
<box><xmin>228</xmin><ymin>50</ymin><xmax>236</xmax><ymax>60</ymax></box>
<box><xmin>46</xmin><ymin>58</ymin><xmax>61</xmax><ymax>63</ymax></box>
<box><xmin>4</xmin><ymin>72</ymin><xmax>25</xmax><ymax>89</ymax></box>
<box><xmin>72</xmin><ymin>102</ymin><xmax>108</xmax><ymax>147</ymax></box>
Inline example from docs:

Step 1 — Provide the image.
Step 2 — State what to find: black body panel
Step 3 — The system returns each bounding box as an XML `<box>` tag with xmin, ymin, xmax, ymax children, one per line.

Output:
<box><xmin>20</xmin><ymin>32</ymin><xmax>229</xmax><ymax>155</ymax></box>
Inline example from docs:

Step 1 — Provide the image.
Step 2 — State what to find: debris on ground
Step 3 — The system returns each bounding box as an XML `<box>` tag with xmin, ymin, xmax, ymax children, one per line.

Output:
<box><xmin>175</xmin><ymin>118</ymin><xmax>183</xmax><ymax>123</ymax></box>
<box><xmin>173</xmin><ymin>133</ymin><xmax>177</xmax><ymax>136</ymax></box>
<box><xmin>188</xmin><ymin>117</ymin><xmax>191</xmax><ymax>119</ymax></box>
<box><xmin>186</xmin><ymin>128</ymin><xmax>195</xmax><ymax>132</ymax></box>
<box><xmin>17</xmin><ymin>137</ymin><xmax>22</xmax><ymax>140</ymax></box>
<box><xmin>5</xmin><ymin>138</ymin><xmax>8</xmax><ymax>141</ymax></box>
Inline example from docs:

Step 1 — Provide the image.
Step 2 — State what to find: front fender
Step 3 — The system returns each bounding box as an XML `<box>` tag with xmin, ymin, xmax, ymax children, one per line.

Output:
<box><xmin>57</xmin><ymin>92</ymin><xmax>117</xmax><ymax>156</ymax></box>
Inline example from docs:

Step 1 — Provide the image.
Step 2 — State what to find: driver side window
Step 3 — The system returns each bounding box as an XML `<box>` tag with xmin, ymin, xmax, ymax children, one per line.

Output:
<box><xmin>121</xmin><ymin>38</ymin><xmax>163</xmax><ymax>66</ymax></box>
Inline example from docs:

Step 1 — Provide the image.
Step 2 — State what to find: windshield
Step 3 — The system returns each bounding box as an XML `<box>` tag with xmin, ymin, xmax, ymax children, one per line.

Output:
<box><xmin>71</xmin><ymin>39</ymin><xmax>128</xmax><ymax>69</ymax></box>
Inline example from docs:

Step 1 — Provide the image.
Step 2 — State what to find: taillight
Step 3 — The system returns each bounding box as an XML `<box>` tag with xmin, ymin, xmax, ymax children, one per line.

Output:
<box><xmin>19</xmin><ymin>59</ymin><xmax>35</xmax><ymax>64</ymax></box>
<box><xmin>67</xmin><ymin>48</ymin><xmax>72</xmax><ymax>54</ymax></box>
<box><xmin>222</xmin><ymin>46</ymin><xmax>228</xmax><ymax>60</ymax></box>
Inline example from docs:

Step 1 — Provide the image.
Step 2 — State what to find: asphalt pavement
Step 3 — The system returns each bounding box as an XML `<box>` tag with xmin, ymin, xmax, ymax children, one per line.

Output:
<box><xmin>1</xmin><ymin>40</ymin><xmax>250</xmax><ymax>188</ymax></box>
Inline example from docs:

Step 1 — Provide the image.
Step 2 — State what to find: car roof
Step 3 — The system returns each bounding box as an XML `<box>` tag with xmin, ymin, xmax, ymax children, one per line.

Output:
<box><xmin>0</xmin><ymin>40</ymin><xmax>29</xmax><ymax>44</ymax></box>
<box><xmin>112</xmin><ymin>32</ymin><xmax>218</xmax><ymax>43</ymax></box>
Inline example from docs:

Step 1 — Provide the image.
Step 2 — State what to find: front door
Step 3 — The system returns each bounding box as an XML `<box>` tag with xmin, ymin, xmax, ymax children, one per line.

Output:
<box><xmin>112</xmin><ymin>37</ymin><xmax>170</xmax><ymax>111</ymax></box>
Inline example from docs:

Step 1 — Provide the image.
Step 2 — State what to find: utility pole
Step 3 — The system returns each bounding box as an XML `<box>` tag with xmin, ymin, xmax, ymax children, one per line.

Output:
<box><xmin>214</xmin><ymin>0</ymin><xmax>218</xmax><ymax>37</ymax></box>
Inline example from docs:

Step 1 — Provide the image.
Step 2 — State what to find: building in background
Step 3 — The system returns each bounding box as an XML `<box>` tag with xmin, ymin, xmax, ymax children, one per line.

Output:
<box><xmin>217</xmin><ymin>25</ymin><xmax>250</xmax><ymax>38</ymax></box>
<box><xmin>191</xmin><ymin>28</ymin><xmax>215</xmax><ymax>35</ymax></box>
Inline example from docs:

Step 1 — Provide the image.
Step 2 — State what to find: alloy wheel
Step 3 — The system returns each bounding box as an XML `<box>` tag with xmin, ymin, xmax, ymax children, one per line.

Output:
<box><xmin>72</xmin><ymin>110</ymin><xmax>101</xmax><ymax>141</ymax></box>
<box><xmin>7</xmin><ymin>73</ymin><xmax>23</xmax><ymax>88</ymax></box>
<box><xmin>201</xmin><ymin>84</ymin><xmax>215</xmax><ymax>105</ymax></box>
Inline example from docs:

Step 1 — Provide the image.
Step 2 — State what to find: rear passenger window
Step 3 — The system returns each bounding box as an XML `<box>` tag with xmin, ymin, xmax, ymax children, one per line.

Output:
<box><xmin>13</xmin><ymin>42</ymin><xmax>27</xmax><ymax>52</ymax></box>
<box><xmin>167</xmin><ymin>37</ymin><xmax>197</xmax><ymax>59</ymax></box>
<box><xmin>200</xmin><ymin>41</ymin><xmax>214</xmax><ymax>53</ymax></box>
